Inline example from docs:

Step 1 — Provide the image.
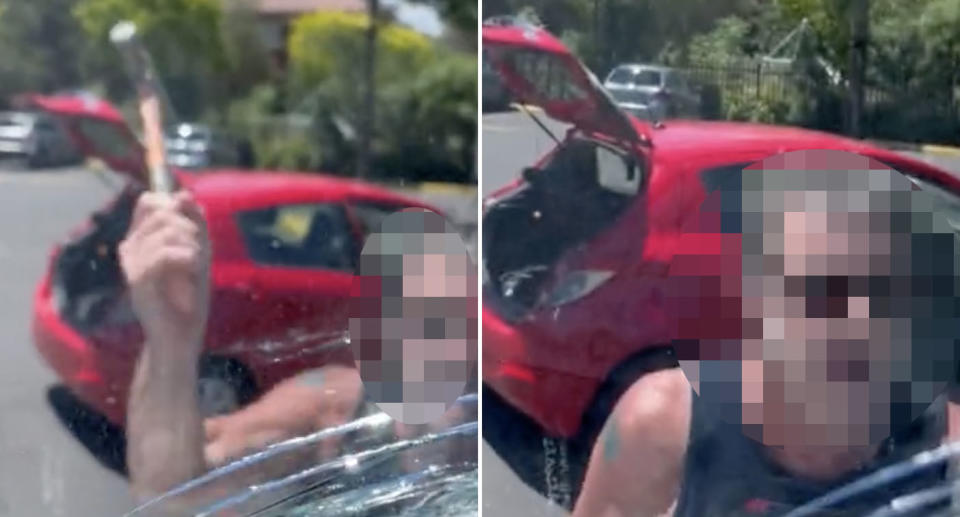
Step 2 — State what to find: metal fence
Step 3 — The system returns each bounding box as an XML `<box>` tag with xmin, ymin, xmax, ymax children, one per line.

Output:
<box><xmin>672</xmin><ymin>59</ymin><xmax>959</xmax><ymax>145</ymax></box>
<box><xmin>683</xmin><ymin>61</ymin><xmax>795</xmax><ymax>102</ymax></box>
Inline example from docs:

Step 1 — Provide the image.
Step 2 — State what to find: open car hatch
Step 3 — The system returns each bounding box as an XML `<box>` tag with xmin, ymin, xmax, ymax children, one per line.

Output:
<box><xmin>482</xmin><ymin>22</ymin><xmax>652</xmax><ymax>148</ymax></box>
<box><xmin>23</xmin><ymin>93</ymin><xmax>149</xmax><ymax>185</ymax></box>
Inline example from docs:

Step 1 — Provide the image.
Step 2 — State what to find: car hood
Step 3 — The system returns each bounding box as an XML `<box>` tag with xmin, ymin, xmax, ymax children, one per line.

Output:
<box><xmin>22</xmin><ymin>93</ymin><xmax>150</xmax><ymax>186</ymax></box>
<box><xmin>482</xmin><ymin>23</ymin><xmax>652</xmax><ymax>149</ymax></box>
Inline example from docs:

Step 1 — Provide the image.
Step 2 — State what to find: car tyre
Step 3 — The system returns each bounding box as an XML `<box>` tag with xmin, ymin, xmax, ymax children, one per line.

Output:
<box><xmin>27</xmin><ymin>142</ymin><xmax>48</xmax><ymax>169</ymax></box>
<box><xmin>197</xmin><ymin>358</ymin><xmax>258</xmax><ymax>418</ymax></box>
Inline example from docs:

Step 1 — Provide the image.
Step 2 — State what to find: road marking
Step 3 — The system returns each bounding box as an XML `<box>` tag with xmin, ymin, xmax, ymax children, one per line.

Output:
<box><xmin>510</xmin><ymin>103</ymin><xmax>544</xmax><ymax>113</ymax></box>
<box><xmin>483</xmin><ymin>125</ymin><xmax>521</xmax><ymax>132</ymax></box>
<box><xmin>921</xmin><ymin>144</ymin><xmax>960</xmax><ymax>157</ymax></box>
<box><xmin>870</xmin><ymin>139</ymin><xmax>960</xmax><ymax>157</ymax></box>
<box><xmin>416</xmin><ymin>182</ymin><xmax>477</xmax><ymax>196</ymax></box>
<box><xmin>0</xmin><ymin>174</ymin><xmax>80</xmax><ymax>186</ymax></box>
<box><xmin>0</xmin><ymin>167</ymin><xmax>126</xmax><ymax>193</ymax></box>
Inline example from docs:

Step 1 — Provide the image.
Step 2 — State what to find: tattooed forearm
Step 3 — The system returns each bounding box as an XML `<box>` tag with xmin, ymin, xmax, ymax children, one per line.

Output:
<box><xmin>602</xmin><ymin>417</ymin><xmax>621</xmax><ymax>463</ymax></box>
<box><xmin>297</xmin><ymin>369</ymin><xmax>326</xmax><ymax>388</ymax></box>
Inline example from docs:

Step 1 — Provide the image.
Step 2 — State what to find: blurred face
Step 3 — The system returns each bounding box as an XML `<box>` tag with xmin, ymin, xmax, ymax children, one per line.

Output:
<box><xmin>739</xmin><ymin>185</ymin><xmax>906</xmax><ymax>450</ymax></box>
<box><xmin>349</xmin><ymin>209</ymin><xmax>478</xmax><ymax>425</ymax></box>
<box><xmin>676</xmin><ymin>150</ymin><xmax>958</xmax><ymax>453</ymax></box>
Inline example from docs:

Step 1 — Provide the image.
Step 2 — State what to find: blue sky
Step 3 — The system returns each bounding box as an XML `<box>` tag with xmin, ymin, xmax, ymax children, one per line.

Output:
<box><xmin>384</xmin><ymin>0</ymin><xmax>445</xmax><ymax>37</ymax></box>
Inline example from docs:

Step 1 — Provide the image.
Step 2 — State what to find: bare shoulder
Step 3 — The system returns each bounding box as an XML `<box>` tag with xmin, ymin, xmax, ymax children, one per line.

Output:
<box><xmin>615</xmin><ymin>367</ymin><xmax>692</xmax><ymax>439</ymax></box>
<box><xmin>573</xmin><ymin>368</ymin><xmax>692</xmax><ymax>517</ymax></box>
<box><xmin>599</xmin><ymin>367</ymin><xmax>692</xmax><ymax>475</ymax></box>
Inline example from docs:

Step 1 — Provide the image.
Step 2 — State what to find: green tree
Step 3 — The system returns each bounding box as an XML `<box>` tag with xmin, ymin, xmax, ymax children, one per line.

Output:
<box><xmin>425</xmin><ymin>0</ymin><xmax>477</xmax><ymax>51</ymax></box>
<box><xmin>287</xmin><ymin>10</ymin><xmax>434</xmax><ymax>101</ymax></box>
<box><xmin>427</xmin><ymin>0</ymin><xmax>477</xmax><ymax>34</ymax></box>
<box><xmin>74</xmin><ymin>0</ymin><xmax>228</xmax><ymax>118</ymax></box>
<box><xmin>285</xmin><ymin>11</ymin><xmax>475</xmax><ymax>182</ymax></box>
<box><xmin>912</xmin><ymin>0</ymin><xmax>960</xmax><ymax>98</ymax></box>
<box><xmin>482</xmin><ymin>0</ymin><xmax>751</xmax><ymax>73</ymax></box>
<box><xmin>0</xmin><ymin>0</ymin><xmax>86</xmax><ymax>104</ymax></box>
<box><xmin>777</xmin><ymin>0</ymin><xmax>850</xmax><ymax>70</ymax></box>
<box><xmin>219</xmin><ymin>0</ymin><xmax>272</xmax><ymax>100</ymax></box>
<box><xmin>866</xmin><ymin>0</ymin><xmax>960</xmax><ymax>142</ymax></box>
<box><xmin>688</xmin><ymin>16</ymin><xmax>752</xmax><ymax>65</ymax></box>
<box><xmin>381</xmin><ymin>51</ymin><xmax>477</xmax><ymax>182</ymax></box>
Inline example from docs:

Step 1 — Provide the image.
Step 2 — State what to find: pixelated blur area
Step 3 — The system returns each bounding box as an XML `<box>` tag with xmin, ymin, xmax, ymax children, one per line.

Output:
<box><xmin>668</xmin><ymin>149</ymin><xmax>960</xmax><ymax>450</ymax></box>
<box><xmin>349</xmin><ymin>208</ymin><xmax>478</xmax><ymax>425</ymax></box>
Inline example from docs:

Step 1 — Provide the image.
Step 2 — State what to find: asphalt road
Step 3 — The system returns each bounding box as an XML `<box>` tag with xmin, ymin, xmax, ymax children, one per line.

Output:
<box><xmin>481</xmin><ymin>112</ymin><xmax>570</xmax><ymax>197</ymax></box>
<box><xmin>478</xmin><ymin>110</ymin><xmax>960</xmax><ymax>517</ymax></box>
<box><xmin>481</xmin><ymin>112</ymin><xmax>576</xmax><ymax>517</ymax></box>
<box><xmin>0</xmin><ymin>164</ymin><xmax>135</xmax><ymax>516</ymax></box>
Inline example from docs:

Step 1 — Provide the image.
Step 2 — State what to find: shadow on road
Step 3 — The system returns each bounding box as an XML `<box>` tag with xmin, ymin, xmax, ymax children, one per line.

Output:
<box><xmin>0</xmin><ymin>158</ymin><xmax>82</xmax><ymax>172</ymax></box>
<box><xmin>46</xmin><ymin>385</ymin><xmax>128</xmax><ymax>477</ymax></box>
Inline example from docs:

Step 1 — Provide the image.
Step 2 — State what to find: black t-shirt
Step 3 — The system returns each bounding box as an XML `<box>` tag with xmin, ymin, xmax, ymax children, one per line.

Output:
<box><xmin>675</xmin><ymin>391</ymin><xmax>949</xmax><ymax>516</ymax></box>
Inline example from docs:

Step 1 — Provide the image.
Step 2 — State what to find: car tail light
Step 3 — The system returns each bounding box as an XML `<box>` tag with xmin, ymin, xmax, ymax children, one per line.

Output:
<box><xmin>542</xmin><ymin>270</ymin><xmax>615</xmax><ymax>307</ymax></box>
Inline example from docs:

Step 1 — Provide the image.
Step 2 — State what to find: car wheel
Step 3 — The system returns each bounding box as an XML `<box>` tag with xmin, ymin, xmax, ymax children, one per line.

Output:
<box><xmin>27</xmin><ymin>143</ymin><xmax>48</xmax><ymax>169</ymax></box>
<box><xmin>567</xmin><ymin>346</ymin><xmax>679</xmax><ymax>504</ymax></box>
<box><xmin>197</xmin><ymin>358</ymin><xmax>258</xmax><ymax>418</ymax></box>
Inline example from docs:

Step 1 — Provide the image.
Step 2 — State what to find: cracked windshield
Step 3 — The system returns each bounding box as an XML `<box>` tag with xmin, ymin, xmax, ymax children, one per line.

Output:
<box><xmin>0</xmin><ymin>0</ymin><xmax>478</xmax><ymax>515</ymax></box>
<box><xmin>481</xmin><ymin>1</ymin><xmax>960</xmax><ymax>517</ymax></box>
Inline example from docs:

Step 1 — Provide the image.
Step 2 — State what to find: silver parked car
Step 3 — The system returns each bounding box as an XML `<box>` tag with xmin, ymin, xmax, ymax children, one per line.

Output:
<box><xmin>0</xmin><ymin>111</ymin><xmax>81</xmax><ymax>168</ymax></box>
<box><xmin>165</xmin><ymin>123</ymin><xmax>240</xmax><ymax>169</ymax></box>
<box><xmin>603</xmin><ymin>64</ymin><xmax>701</xmax><ymax>119</ymax></box>
<box><xmin>483</xmin><ymin>49</ymin><xmax>512</xmax><ymax>112</ymax></box>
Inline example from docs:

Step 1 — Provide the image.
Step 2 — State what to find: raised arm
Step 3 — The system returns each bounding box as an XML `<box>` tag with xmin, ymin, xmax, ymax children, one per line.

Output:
<box><xmin>121</xmin><ymin>191</ymin><xmax>211</xmax><ymax>502</ymax></box>
<box><xmin>121</xmin><ymin>191</ymin><xmax>369</xmax><ymax>503</ymax></box>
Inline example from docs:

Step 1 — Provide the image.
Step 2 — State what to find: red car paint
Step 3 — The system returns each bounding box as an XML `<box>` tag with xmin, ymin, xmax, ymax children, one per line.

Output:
<box><xmin>482</xmin><ymin>24</ymin><xmax>960</xmax><ymax>439</ymax></box>
<box><xmin>29</xmin><ymin>95</ymin><xmax>441</xmax><ymax>425</ymax></box>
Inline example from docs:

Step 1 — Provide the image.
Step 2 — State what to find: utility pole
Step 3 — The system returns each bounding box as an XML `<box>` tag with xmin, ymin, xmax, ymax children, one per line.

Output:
<box><xmin>359</xmin><ymin>0</ymin><xmax>379</xmax><ymax>179</ymax></box>
<box><xmin>848</xmin><ymin>0</ymin><xmax>869</xmax><ymax>138</ymax></box>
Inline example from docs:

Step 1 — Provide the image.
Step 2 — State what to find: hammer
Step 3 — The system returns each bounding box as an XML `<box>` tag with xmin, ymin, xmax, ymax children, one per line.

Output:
<box><xmin>109</xmin><ymin>21</ymin><xmax>175</xmax><ymax>194</ymax></box>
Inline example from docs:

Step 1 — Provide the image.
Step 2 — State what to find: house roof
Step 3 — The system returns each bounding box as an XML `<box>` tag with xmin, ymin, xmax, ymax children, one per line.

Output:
<box><xmin>256</xmin><ymin>0</ymin><xmax>365</xmax><ymax>16</ymax></box>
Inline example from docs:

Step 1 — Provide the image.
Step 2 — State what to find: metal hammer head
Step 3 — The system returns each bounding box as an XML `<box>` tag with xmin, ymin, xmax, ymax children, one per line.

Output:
<box><xmin>109</xmin><ymin>20</ymin><xmax>138</xmax><ymax>45</ymax></box>
<box><xmin>110</xmin><ymin>21</ymin><xmax>154</xmax><ymax>84</ymax></box>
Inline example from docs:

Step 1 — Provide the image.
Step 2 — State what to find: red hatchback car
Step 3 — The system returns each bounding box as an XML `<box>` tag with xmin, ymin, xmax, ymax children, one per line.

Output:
<box><xmin>29</xmin><ymin>94</ymin><xmax>441</xmax><ymax>426</ymax></box>
<box><xmin>481</xmin><ymin>23</ymin><xmax>960</xmax><ymax>458</ymax></box>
